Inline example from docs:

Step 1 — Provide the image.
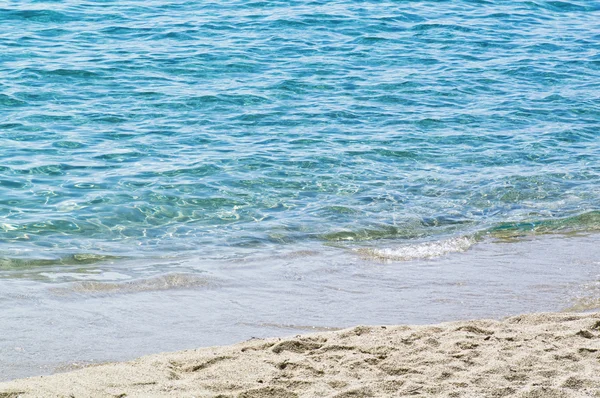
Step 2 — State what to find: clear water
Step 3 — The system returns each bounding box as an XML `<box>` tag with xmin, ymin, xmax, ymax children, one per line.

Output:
<box><xmin>2</xmin><ymin>234</ymin><xmax>600</xmax><ymax>381</ymax></box>
<box><xmin>1</xmin><ymin>0</ymin><xmax>600</xmax><ymax>381</ymax></box>
<box><xmin>1</xmin><ymin>0</ymin><xmax>599</xmax><ymax>267</ymax></box>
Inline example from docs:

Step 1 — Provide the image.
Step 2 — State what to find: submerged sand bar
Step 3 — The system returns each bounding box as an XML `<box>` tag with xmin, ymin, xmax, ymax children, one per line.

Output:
<box><xmin>1</xmin><ymin>312</ymin><xmax>600</xmax><ymax>397</ymax></box>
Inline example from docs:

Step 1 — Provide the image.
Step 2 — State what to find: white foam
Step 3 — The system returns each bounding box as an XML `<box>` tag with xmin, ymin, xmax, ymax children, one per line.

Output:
<box><xmin>359</xmin><ymin>236</ymin><xmax>475</xmax><ymax>261</ymax></box>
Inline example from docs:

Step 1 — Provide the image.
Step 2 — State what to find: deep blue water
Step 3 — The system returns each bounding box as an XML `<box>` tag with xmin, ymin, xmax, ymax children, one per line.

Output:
<box><xmin>1</xmin><ymin>0</ymin><xmax>599</xmax><ymax>267</ymax></box>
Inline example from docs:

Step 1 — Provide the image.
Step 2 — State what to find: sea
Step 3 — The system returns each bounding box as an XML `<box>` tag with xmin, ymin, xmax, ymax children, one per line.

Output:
<box><xmin>1</xmin><ymin>0</ymin><xmax>599</xmax><ymax>381</ymax></box>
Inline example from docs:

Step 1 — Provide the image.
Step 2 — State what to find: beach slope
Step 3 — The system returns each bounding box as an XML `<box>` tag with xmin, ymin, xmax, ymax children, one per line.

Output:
<box><xmin>1</xmin><ymin>312</ymin><xmax>600</xmax><ymax>397</ymax></box>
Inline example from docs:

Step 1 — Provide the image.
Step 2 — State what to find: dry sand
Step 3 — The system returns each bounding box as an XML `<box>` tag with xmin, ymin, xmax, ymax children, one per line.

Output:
<box><xmin>1</xmin><ymin>312</ymin><xmax>600</xmax><ymax>397</ymax></box>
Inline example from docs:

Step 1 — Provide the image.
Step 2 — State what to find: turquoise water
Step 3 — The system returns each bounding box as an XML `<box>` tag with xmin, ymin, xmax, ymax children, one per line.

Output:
<box><xmin>1</xmin><ymin>0</ymin><xmax>599</xmax><ymax>267</ymax></box>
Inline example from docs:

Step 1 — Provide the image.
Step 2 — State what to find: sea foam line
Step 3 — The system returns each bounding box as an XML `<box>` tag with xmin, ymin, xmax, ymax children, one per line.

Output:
<box><xmin>357</xmin><ymin>236</ymin><xmax>475</xmax><ymax>261</ymax></box>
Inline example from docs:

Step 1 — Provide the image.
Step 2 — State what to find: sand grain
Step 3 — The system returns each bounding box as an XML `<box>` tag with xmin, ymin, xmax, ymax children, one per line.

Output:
<box><xmin>2</xmin><ymin>312</ymin><xmax>600</xmax><ymax>397</ymax></box>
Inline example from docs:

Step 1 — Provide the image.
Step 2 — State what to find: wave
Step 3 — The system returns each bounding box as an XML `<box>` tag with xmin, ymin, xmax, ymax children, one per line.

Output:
<box><xmin>352</xmin><ymin>211</ymin><xmax>600</xmax><ymax>261</ymax></box>
<box><xmin>485</xmin><ymin>210</ymin><xmax>600</xmax><ymax>240</ymax></box>
<box><xmin>357</xmin><ymin>236</ymin><xmax>475</xmax><ymax>261</ymax></box>
<box><xmin>0</xmin><ymin>211</ymin><xmax>598</xmax><ymax>273</ymax></box>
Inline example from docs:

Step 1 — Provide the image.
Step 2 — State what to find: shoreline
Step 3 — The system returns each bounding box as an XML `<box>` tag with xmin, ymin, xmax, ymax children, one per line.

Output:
<box><xmin>2</xmin><ymin>311</ymin><xmax>600</xmax><ymax>397</ymax></box>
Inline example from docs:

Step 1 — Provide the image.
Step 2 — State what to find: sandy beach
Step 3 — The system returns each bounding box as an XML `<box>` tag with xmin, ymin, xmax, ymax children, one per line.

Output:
<box><xmin>1</xmin><ymin>312</ymin><xmax>599</xmax><ymax>397</ymax></box>
<box><xmin>2</xmin><ymin>0</ymin><xmax>599</xmax><ymax>397</ymax></box>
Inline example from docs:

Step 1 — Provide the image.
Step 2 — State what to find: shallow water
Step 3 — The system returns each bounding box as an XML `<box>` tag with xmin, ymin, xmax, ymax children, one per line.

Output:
<box><xmin>1</xmin><ymin>0</ymin><xmax>599</xmax><ymax>381</ymax></box>
<box><xmin>1</xmin><ymin>233</ymin><xmax>600</xmax><ymax>381</ymax></box>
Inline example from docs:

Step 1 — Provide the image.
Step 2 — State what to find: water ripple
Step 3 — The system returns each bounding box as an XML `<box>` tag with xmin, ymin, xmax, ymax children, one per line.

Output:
<box><xmin>0</xmin><ymin>0</ymin><xmax>598</xmax><ymax>265</ymax></box>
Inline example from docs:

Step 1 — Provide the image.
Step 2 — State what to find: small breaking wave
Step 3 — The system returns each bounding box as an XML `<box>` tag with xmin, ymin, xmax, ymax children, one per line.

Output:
<box><xmin>357</xmin><ymin>236</ymin><xmax>475</xmax><ymax>261</ymax></box>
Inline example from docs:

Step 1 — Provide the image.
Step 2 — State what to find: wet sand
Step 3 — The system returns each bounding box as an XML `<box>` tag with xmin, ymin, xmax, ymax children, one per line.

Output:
<box><xmin>3</xmin><ymin>233</ymin><xmax>600</xmax><ymax>382</ymax></box>
<box><xmin>1</xmin><ymin>311</ymin><xmax>600</xmax><ymax>397</ymax></box>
